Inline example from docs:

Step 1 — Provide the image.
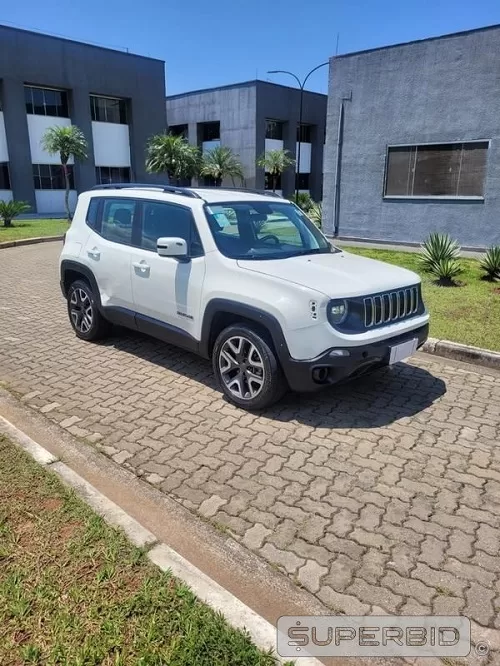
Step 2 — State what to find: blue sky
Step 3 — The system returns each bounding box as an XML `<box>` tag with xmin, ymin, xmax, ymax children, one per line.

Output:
<box><xmin>2</xmin><ymin>0</ymin><xmax>500</xmax><ymax>95</ymax></box>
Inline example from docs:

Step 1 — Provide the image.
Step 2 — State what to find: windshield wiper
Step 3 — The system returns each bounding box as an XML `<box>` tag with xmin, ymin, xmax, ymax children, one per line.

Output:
<box><xmin>285</xmin><ymin>247</ymin><xmax>331</xmax><ymax>257</ymax></box>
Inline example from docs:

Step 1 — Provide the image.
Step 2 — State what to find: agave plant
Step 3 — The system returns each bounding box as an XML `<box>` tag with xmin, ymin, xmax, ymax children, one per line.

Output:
<box><xmin>419</xmin><ymin>233</ymin><xmax>461</xmax><ymax>274</ymax></box>
<box><xmin>480</xmin><ymin>246</ymin><xmax>500</xmax><ymax>280</ymax></box>
<box><xmin>291</xmin><ymin>192</ymin><xmax>313</xmax><ymax>212</ymax></box>
<box><xmin>428</xmin><ymin>257</ymin><xmax>462</xmax><ymax>284</ymax></box>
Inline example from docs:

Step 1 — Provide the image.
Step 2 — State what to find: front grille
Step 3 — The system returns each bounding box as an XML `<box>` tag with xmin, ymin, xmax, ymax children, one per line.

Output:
<box><xmin>364</xmin><ymin>286</ymin><xmax>419</xmax><ymax>328</ymax></box>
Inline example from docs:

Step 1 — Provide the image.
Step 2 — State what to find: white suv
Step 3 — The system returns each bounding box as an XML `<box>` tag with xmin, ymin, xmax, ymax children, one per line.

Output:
<box><xmin>60</xmin><ymin>184</ymin><xmax>429</xmax><ymax>410</ymax></box>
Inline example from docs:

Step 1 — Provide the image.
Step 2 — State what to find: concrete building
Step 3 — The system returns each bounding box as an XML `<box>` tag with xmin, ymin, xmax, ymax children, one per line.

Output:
<box><xmin>0</xmin><ymin>24</ymin><xmax>166</xmax><ymax>214</ymax></box>
<box><xmin>166</xmin><ymin>81</ymin><xmax>327</xmax><ymax>200</ymax></box>
<box><xmin>323</xmin><ymin>25</ymin><xmax>500</xmax><ymax>248</ymax></box>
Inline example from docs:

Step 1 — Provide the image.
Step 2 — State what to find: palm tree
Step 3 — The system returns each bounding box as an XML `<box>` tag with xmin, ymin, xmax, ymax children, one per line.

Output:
<box><xmin>146</xmin><ymin>133</ymin><xmax>200</xmax><ymax>184</ymax></box>
<box><xmin>200</xmin><ymin>146</ymin><xmax>244</xmax><ymax>186</ymax></box>
<box><xmin>256</xmin><ymin>149</ymin><xmax>295</xmax><ymax>192</ymax></box>
<box><xmin>0</xmin><ymin>200</ymin><xmax>31</xmax><ymax>228</ymax></box>
<box><xmin>41</xmin><ymin>125</ymin><xmax>88</xmax><ymax>220</ymax></box>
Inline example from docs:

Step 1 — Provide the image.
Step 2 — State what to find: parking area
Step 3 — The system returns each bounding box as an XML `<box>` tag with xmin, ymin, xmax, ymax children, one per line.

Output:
<box><xmin>1</xmin><ymin>241</ymin><xmax>500</xmax><ymax>631</ymax></box>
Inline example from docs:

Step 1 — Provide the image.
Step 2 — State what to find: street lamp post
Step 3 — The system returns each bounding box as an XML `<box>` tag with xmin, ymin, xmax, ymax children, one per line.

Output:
<box><xmin>267</xmin><ymin>62</ymin><xmax>329</xmax><ymax>200</ymax></box>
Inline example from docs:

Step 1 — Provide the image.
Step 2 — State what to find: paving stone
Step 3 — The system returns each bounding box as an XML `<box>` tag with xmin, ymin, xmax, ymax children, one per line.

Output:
<box><xmin>242</xmin><ymin>523</ymin><xmax>272</xmax><ymax>550</ymax></box>
<box><xmin>297</xmin><ymin>560</ymin><xmax>328</xmax><ymax>593</ymax></box>
<box><xmin>3</xmin><ymin>243</ymin><xmax>500</xmax><ymax>632</ymax></box>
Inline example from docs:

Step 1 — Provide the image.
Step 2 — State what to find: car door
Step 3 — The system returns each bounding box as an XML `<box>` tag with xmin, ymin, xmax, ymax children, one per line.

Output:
<box><xmin>130</xmin><ymin>199</ymin><xmax>206</xmax><ymax>343</ymax></box>
<box><xmin>83</xmin><ymin>196</ymin><xmax>137</xmax><ymax>311</ymax></box>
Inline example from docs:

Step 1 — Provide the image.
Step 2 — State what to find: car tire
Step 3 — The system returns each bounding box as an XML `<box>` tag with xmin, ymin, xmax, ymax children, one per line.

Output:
<box><xmin>67</xmin><ymin>279</ymin><xmax>110</xmax><ymax>341</ymax></box>
<box><xmin>212</xmin><ymin>324</ymin><xmax>287</xmax><ymax>410</ymax></box>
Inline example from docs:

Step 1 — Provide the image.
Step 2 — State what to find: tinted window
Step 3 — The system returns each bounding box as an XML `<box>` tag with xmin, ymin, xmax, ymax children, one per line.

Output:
<box><xmin>95</xmin><ymin>166</ymin><xmax>131</xmax><ymax>185</ymax></box>
<box><xmin>200</xmin><ymin>122</ymin><xmax>220</xmax><ymax>142</ymax></box>
<box><xmin>101</xmin><ymin>199</ymin><xmax>136</xmax><ymax>245</ymax></box>
<box><xmin>86</xmin><ymin>198</ymin><xmax>101</xmax><ymax>231</ymax></box>
<box><xmin>33</xmin><ymin>164</ymin><xmax>74</xmax><ymax>190</ymax></box>
<box><xmin>141</xmin><ymin>201</ymin><xmax>203</xmax><ymax>256</ymax></box>
<box><xmin>265</xmin><ymin>119</ymin><xmax>284</xmax><ymax>140</ymax></box>
<box><xmin>90</xmin><ymin>95</ymin><xmax>128</xmax><ymax>124</ymax></box>
<box><xmin>0</xmin><ymin>163</ymin><xmax>11</xmax><ymax>190</ymax></box>
<box><xmin>24</xmin><ymin>86</ymin><xmax>69</xmax><ymax>117</ymax></box>
<box><xmin>385</xmin><ymin>142</ymin><xmax>488</xmax><ymax>198</ymax></box>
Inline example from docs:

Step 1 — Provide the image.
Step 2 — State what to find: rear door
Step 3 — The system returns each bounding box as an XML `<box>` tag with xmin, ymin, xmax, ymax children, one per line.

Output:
<box><xmin>130</xmin><ymin>199</ymin><xmax>206</xmax><ymax>340</ymax></box>
<box><xmin>82</xmin><ymin>196</ymin><xmax>138</xmax><ymax>310</ymax></box>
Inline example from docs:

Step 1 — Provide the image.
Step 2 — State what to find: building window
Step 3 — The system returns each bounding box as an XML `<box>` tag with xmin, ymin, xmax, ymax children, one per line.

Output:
<box><xmin>25</xmin><ymin>86</ymin><xmax>69</xmax><ymax>117</ymax></box>
<box><xmin>33</xmin><ymin>164</ymin><xmax>74</xmax><ymax>190</ymax></box>
<box><xmin>90</xmin><ymin>95</ymin><xmax>128</xmax><ymax>124</ymax></box>
<box><xmin>265</xmin><ymin>119</ymin><xmax>284</xmax><ymax>140</ymax></box>
<box><xmin>297</xmin><ymin>124</ymin><xmax>312</xmax><ymax>143</ymax></box>
<box><xmin>296</xmin><ymin>173</ymin><xmax>310</xmax><ymax>190</ymax></box>
<box><xmin>385</xmin><ymin>142</ymin><xmax>488</xmax><ymax>198</ymax></box>
<box><xmin>200</xmin><ymin>122</ymin><xmax>220</xmax><ymax>142</ymax></box>
<box><xmin>202</xmin><ymin>175</ymin><xmax>218</xmax><ymax>187</ymax></box>
<box><xmin>0</xmin><ymin>163</ymin><xmax>11</xmax><ymax>189</ymax></box>
<box><xmin>169</xmin><ymin>124</ymin><xmax>188</xmax><ymax>138</ymax></box>
<box><xmin>95</xmin><ymin>166</ymin><xmax>131</xmax><ymax>185</ymax></box>
<box><xmin>265</xmin><ymin>172</ymin><xmax>282</xmax><ymax>190</ymax></box>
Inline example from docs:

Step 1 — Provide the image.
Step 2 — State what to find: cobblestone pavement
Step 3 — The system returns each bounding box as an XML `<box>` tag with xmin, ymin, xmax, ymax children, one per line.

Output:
<box><xmin>2</xmin><ymin>243</ymin><xmax>500</xmax><ymax>634</ymax></box>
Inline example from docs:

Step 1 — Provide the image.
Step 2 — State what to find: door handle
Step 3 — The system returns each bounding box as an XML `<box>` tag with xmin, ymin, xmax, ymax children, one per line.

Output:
<box><xmin>88</xmin><ymin>247</ymin><xmax>100</xmax><ymax>260</ymax></box>
<box><xmin>132</xmin><ymin>261</ymin><xmax>150</xmax><ymax>272</ymax></box>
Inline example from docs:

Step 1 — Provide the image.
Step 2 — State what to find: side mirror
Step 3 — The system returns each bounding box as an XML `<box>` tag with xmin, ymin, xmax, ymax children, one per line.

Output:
<box><xmin>157</xmin><ymin>237</ymin><xmax>188</xmax><ymax>259</ymax></box>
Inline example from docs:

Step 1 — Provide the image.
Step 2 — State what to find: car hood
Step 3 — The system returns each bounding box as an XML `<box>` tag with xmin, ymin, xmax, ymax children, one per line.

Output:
<box><xmin>237</xmin><ymin>251</ymin><xmax>420</xmax><ymax>298</ymax></box>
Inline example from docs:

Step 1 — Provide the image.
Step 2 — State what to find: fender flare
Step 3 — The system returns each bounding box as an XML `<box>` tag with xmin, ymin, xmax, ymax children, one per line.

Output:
<box><xmin>199</xmin><ymin>298</ymin><xmax>291</xmax><ymax>362</ymax></box>
<box><xmin>60</xmin><ymin>260</ymin><xmax>102</xmax><ymax>308</ymax></box>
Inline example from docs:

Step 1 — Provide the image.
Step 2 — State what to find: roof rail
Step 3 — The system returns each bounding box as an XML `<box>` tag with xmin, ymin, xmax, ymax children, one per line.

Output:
<box><xmin>193</xmin><ymin>186</ymin><xmax>283</xmax><ymax>199</ymax></box>
<box><xmin>89</xmin><ymin>183</ymin><xmax>204</xmax><ymax>199</ymax></box>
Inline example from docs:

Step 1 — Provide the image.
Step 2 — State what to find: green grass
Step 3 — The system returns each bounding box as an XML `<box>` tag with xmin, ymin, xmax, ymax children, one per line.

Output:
<box><xmin>344</xmin><ymin>246</ymin><xmax>500</xmax><ymax>351</ymax></box>
<box><xmin>0</xmin><ymin>435</ymin><xmax>287</xmax><ymax>666</ymax></box>
<box><xmin>0</xmin><ymin>218</ymin><xmax>68</xmax><ymax>242</ymax></box>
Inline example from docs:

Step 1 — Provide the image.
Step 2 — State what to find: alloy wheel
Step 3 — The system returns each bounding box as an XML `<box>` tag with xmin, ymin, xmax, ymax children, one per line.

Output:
<box><xmin>69</xmin><ymin>288</ymin><xmax>93</xmax><ymax>334</ymax></box>
<box><xmin>218</xmin><ymin>336</ymin><xmax>265</xmax><ymax>400</ymax></box>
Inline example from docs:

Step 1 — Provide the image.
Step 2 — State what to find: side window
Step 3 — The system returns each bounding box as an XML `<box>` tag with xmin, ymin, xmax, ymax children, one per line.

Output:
<box><xmin>86</xmin><ymin>197</ymin><xmax>101</xmax><ymax>231</ymax></box>
<box><xmin>101</xmin><ymin>199</ymin><xmax>136</xmax><ymax>246</ymax></box>
<box><xmin>141</xmin><ymin>201</ymin><xmax>203</xmax><ymax>257</ymax></box>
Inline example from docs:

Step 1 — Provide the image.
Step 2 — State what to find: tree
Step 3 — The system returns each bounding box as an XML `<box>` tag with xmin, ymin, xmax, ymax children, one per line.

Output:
<box><xmin>0</xmin><ymin>200</ymin><xmax>31</xmax><ymax>228</ymax></box>
<box><xmin>256</xmin><ymin>149</ymin><xmax>295</xmax><ymax>192</ymax></box>
<box><xmin>200</xmin><ymin>146</ymin><xmax>244</xmax><ymax>186</ymax></box>
<box><xmin>146</xmin><ymin>133</ymin><xmax>200</xmax><ymax>184</ymax></box>
<box><xmin>41</xmin><ymin>125</ymin><xmax>88</xmax><ymax>220</ymax></box>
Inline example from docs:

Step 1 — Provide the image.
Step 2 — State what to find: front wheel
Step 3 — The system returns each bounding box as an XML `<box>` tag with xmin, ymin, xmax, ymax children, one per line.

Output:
<box><xmin>67</xmin><ymin>279</ymin><xmax>110</xmax><ymax>341</ymax></box>
<box><xmin>212</xmin><ymin>324</ymin><xmax>287</xmax><ymax>410</ymax></box>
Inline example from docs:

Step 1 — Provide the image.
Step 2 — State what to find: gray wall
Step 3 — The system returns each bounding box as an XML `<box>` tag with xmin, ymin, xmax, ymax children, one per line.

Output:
<box><xmin>255</xmin><ymin>81</ymin><xmax>326</xmax><ymax>200</ymax></box>
<box><xmin>323</xmin><ymin>26</ymin><xmax>500</xmax><ymax>247</ymax></box>
<box><xmin>167</xmin><ymin>83</ymin><xmax>258</xmax><ymax>188</ymax></box>
<box><xmin>0</xmin><ymin>25</ymin><xmax>166</xmax><ymax>209</ymax></box>
<box><xmin>167</xmin><ymin>81</ymin><xmax>327</xmax><ymax>198</ymax></box>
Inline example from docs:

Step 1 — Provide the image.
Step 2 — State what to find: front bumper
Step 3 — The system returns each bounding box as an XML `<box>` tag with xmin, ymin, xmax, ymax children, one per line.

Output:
<box><xmin>281</xmin><ymin>323</ymin><xmax>429</xmax><ymax>392</ymax></box>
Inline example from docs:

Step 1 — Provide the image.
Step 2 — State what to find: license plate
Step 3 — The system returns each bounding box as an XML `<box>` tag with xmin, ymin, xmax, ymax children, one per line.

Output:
<box><xmin>389</xmin><ymin>338</ymin><xmax>418</xmax><ymax>365</ymax></box>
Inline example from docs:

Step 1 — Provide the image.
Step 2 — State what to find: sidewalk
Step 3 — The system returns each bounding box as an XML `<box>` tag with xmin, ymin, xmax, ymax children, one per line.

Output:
<box><xmin>332</xmin><ymin>237</ymin><xmax>485</xmax><ymax>259</ymax></box>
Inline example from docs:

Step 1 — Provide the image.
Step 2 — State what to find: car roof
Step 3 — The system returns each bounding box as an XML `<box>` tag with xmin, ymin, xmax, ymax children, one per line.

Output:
<box><xmin>87</xmin><ymin>184</ymin><xmax>286</xmax><ymax>205</ymax></box>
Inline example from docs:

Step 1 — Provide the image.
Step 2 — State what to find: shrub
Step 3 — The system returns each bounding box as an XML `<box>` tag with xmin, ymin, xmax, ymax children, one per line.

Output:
<box><xmin>419</xmin><ymin>233</ymin><xmax>461</xmax><ymax>274</ymax></box>
<box><xmin>0</xmin><ymin>200</ymin><xmax>31</xmax><ymax>228</ymax></box>
<box><xmin>480</xmin><ymin>246</ymin><xmax>500</xmax><ymax>280</ymax></box>
<box><xmin>290</xmin><ymin>192</ymin><xmax>313</xmax><ymax>212</ymax></box>
<box><xmin>308</xmin><ymin>201</ymin><xmax>322</xmax><ymax>228</ymax></box>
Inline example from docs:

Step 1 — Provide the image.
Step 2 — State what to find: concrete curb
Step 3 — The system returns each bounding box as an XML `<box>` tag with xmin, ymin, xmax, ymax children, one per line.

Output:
<box><xmin>0</xmin><ymin>235</ymin><xmax>64</xmax><ymax>249</ymax></box>
<box><xmin>422</xmin><ymin>337</ymin><xmax>500</xmax><ymax>370</ymax></box>
<box><xmin>0</xmin><ymin>414</ymin><xmax>321</xmax><ymax>666</ymax></box>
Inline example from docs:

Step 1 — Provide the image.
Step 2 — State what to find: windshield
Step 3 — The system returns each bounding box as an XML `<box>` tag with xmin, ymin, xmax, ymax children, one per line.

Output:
<box><xmin>204</xmin><ymin>200</ymin><xmax>335</xmax><ymax>260</ymax></box>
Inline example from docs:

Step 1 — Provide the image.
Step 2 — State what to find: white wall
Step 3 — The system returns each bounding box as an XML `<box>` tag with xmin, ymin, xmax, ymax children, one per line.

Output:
<box><xmin>35</xmin><ymin>190</ymin><xmax>77</xmax><ymax>214</ymax></box>
<box><xmin>202</xmin><ymin>139</ymin><xmax>220</xmax><ymax>154</ymax></box>
<box><xmin>27</xmin><ymin>115</ymin><xmax>73</xmax><ymax>164</ymax></box>
<box><xmin>0</xmin><ymin>190</ymin><xmax>13</xmax><ymax>202</ymax></box>
<box><xmin>0</xmin><ymin>112</ymin><xmax>9</xmax><ymax>162</ymax></box>
<box><xmin>296</xmin><ymin>142</ymin><xmax>312</xmax><ymax>173</ymax></box>
<box><xmin>265</xmin><ymin>138</ymin><xmax>284</xmax><ymax>153</ymax></box>
<box><xmin>92</xmin><ymin>122</ymin><xmax>131</xmax><ymax>167</ymax></box>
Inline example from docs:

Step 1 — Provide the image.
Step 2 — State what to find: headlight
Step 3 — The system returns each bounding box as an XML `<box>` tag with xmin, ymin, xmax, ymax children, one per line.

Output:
<box><xmin>327</xmin><ymin>299</ymin><xmax>348</xmax><ymax>326</ymax></box>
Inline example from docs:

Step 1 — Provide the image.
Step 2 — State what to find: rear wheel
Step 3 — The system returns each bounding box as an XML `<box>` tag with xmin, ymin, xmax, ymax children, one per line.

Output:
<box><xmin>212</xmin><ymin>324</ymin><xmax>287</xmax><ymax>410</ymax></box>
<box><xmin>67</xmin><ymin>279</ymin><xmax>110</xmax><ymax>341</ymax></box>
